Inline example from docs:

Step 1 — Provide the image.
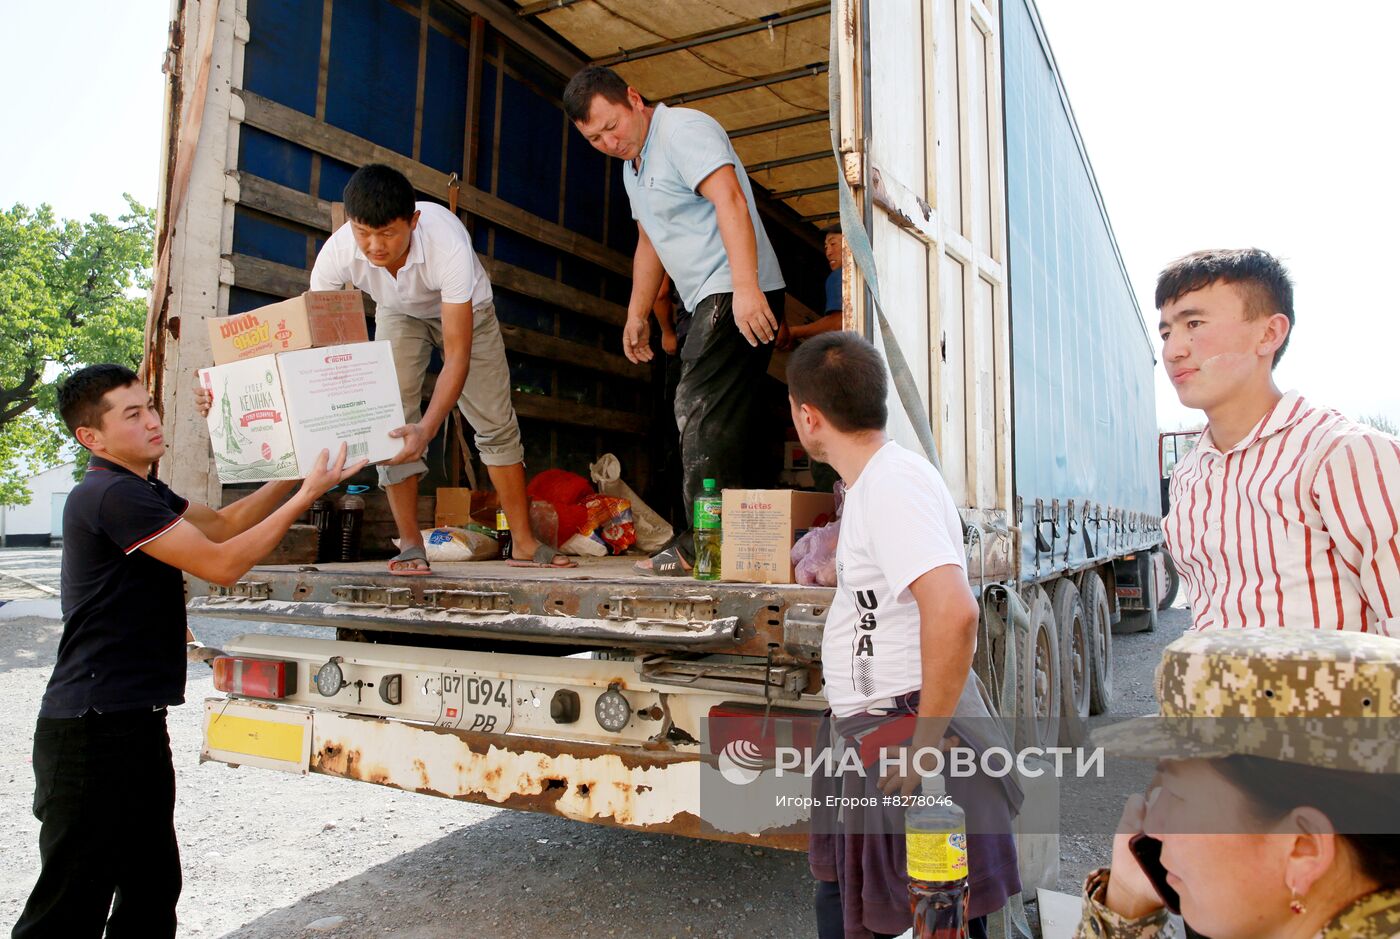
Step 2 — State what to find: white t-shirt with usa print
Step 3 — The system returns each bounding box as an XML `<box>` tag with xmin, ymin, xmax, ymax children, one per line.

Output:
<box><xmin>821</xmin><ymin>440</ymin><xmax>967</xmax><ymax>718</ymax></box>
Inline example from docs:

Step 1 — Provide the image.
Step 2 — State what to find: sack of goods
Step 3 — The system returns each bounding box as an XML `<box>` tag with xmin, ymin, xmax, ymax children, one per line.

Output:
<box><xmin>199</xmin><ymin>291</ymin><xmax>405</xmax><ymax>483</ymax></box>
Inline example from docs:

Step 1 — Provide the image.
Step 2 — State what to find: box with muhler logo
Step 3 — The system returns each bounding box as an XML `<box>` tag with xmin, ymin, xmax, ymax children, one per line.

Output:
<box><xmin>199</xmin><ymin>340</ymin><xmax>405</xmax><ymax>483</ymax></box>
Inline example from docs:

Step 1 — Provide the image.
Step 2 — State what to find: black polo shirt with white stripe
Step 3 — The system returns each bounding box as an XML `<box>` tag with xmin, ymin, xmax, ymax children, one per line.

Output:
<box><xmin>40</xmin><ymin>456</ymin><xmax>190</xmax><ymax>718</ymax></box>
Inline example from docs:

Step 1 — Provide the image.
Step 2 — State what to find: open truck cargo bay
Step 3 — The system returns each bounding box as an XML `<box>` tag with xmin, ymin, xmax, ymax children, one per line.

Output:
<box><xmin>154</xmin><ymin>0</ymin><xmax>1164</xmax><ymax>859</ymax></box>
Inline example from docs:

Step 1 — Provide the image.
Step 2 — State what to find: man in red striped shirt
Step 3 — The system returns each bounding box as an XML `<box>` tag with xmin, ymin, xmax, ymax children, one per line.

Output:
<box><xmin>1158</xmin><ymin>248</ymin><xmax>1400</xmax><ymax>635</ymax></box>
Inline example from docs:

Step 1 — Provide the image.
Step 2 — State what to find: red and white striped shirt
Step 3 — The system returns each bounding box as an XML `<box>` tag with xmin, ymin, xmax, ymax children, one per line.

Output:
<box><xmin>1165</xmin><ymin>392</ymin><xmax>1400</xmax><ymax>635</ymax></box>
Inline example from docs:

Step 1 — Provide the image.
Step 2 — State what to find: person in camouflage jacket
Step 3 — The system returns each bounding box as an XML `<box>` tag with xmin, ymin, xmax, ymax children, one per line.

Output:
<box><xmin>1075</xmin><ymin>629</ymin><xmax>1400</xmax><ymax>939</ymax></box>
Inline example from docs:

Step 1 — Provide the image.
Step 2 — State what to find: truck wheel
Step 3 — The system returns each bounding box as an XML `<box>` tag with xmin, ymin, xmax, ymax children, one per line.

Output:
<box><xmin>1016</xmin><ymin>585</ymin><xmax>1061</xmax><ymax>753</ymax></box>
<box><xmin>1158</xmin><ymin>551</ymin><xmax>1180</xmax><ymax>611</ymax></box>
<box><xmin>1051</xmin><ymin>579</ymin><xmax>1089</xmax><ymax>747</ymax></box>
<box><xmin>1081</xmin><ymin>572</ymin><xmax>1114</xmax><ymax>715</ymax></box>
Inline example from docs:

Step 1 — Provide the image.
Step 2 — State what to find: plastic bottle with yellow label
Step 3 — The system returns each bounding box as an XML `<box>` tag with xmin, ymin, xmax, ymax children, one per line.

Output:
<box><xmin>905</xmin><ymin>773</ymin><xmax>970</xmax><ymax>938</ymax></box>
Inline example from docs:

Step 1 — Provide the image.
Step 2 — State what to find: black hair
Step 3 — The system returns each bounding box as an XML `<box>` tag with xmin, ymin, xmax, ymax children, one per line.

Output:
<box><xmin>1213</xmin><ymin>755</ymin><xmax>1400</xmax><ymax>889</ymax></box>
<box><xmin>342</xmin><ymin>164</ymin><xmax>416</xmax><ymax>228</ymax></box>
<box><xmin>57</xmin><ymin>364</ymin><xmax>142</xmax><ymax>438</ymax></box>
<box><xmin>822</xmin><ymin>224</ymin><xmax>842</xmax><ymax>237</ymax></box>
<box><xmin>786</xmin><ymin>331</ymin><xmax>887</xmax><ymax>433</ymax></box>
<box><xmin>1154</xmin><ymin>248</ymin><xmax>1295</xmax><ymax>367</ymax></box>
<box><xmin>563</xmin><ymin>66</ymin><xmax>633</xmax><ymax>124</ymax></box>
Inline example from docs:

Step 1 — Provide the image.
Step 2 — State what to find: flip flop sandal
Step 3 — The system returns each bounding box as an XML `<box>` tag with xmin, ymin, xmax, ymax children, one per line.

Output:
<box><xmin>388</xmin><ymin>545</ymin><xmax>433</xmax><ymax>576</ymax></box>
<box><xmin>506</xmin><ymin>543</ymin><xmax>578</xmax><ymax>569</ymax></box>
<box><xmin>633</xmin><ymin>545</ymin><xmax>691</xmax><ymax>577</ymax></box>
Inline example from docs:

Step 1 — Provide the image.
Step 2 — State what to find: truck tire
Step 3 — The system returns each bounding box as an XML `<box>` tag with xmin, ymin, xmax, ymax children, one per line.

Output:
<box><xmin>1016</xmin><ymin>585</ymin><xmax>1061</xmax><ymax>753</ymax></box>
<box><xmin>1051</xmin><ymin>579</ymin><xmax>1089</xmax><ymax>747</ymax></box>
<box><xmin>1081</xmin><ymin>572</ymin><xmax>1114</xmax><ymax>715</ymax></box>
<box><xmin>1158</xmin><ymin>551</ymin><xmax>1180</xmax><ymax>611</ymax></box>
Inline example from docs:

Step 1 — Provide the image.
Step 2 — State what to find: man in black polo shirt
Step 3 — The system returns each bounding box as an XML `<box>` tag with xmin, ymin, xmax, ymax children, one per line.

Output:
<box><xmin>13</xmin><ymin>364</ymin><xmax>362</xmax><ymax>939</ymax></box>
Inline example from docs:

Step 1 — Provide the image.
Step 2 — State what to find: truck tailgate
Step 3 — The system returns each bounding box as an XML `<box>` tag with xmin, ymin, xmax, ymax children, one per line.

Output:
<box><xmin>188</xmin><ymin>556</ymin><xmax>834</xmax><ymax>659</ymax></box>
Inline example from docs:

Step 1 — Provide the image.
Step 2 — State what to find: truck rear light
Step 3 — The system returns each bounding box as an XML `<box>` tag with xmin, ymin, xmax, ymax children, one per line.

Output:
<box><xmin>213</xmin><ymin>656</ymin><xmax>297</xmax><ymax>699</ymax></box>
<box><xmin>707</xmin><ymin>702</ymin><xmax>822</xmax><ymax>760</ymax></box>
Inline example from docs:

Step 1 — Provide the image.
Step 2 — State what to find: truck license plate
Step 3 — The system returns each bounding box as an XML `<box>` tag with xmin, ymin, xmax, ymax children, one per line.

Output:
<box><xmin>436</xmin><ymin>673</ymin><xmax>513</xmax><ymax>733</ymax></box>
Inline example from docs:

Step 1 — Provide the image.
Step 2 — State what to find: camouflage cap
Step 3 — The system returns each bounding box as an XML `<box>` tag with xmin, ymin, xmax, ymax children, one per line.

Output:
<box><xmin>1092</xmin><ymin>629</ymin><xmax>1400</xmax><ymax>773</ymax></box>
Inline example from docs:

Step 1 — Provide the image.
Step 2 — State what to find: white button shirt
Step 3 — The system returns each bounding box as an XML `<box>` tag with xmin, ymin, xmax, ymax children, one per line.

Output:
<box><xmin>1165</xmin><ymin>391</ymin><xmax>1400</xmax><ymax>635</ymax></box>
<box><xmin>310</xmin><ymin>201</ymin><xmax>492</xmax><ymax>318</ymax></box>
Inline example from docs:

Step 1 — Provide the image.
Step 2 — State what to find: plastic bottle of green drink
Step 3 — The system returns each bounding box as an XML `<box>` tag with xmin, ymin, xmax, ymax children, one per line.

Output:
<box><xmin>692</xmin><ymin>479</ymin><xmax>722</xmax><ymax>581</ymax></box>
<box><xmin>906</xmin><ymin>773</ymin><xmax>970</xmax><ymax>938</ymax></box>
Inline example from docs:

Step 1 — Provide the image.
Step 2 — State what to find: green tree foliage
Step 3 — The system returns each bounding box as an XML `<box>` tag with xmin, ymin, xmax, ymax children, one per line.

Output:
<box><xmin>1359</xmin><ymin>414</ymin><xmax>1400</xmax><ymax>437</ymax></box>
<box><xmin>0</xmin><ymin>196</ymin><xmax>155</xmax><ymax>505</ymax></box>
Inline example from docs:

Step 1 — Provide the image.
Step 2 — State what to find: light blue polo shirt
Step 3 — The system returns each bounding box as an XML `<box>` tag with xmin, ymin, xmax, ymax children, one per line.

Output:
<box><xmin>622</xmin><ymin>103</ymin><xmax>784</xmax><ymax>312</ymax></box>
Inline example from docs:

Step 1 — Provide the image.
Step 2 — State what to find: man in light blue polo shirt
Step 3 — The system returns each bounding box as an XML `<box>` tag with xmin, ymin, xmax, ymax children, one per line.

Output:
<box><xmin>564</xmin><ymin>65</ymin><xmax>786</xmax><ymax>575</ymax></box>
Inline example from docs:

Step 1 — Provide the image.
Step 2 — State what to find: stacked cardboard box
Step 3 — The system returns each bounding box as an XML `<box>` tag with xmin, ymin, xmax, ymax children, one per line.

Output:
<box><xmin>200</xmin><ymin>292</ymin><xmax>406</xmax><ymax>483</ymax></box>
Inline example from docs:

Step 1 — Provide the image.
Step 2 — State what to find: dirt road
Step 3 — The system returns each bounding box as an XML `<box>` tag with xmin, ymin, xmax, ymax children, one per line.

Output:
<box><xmin>1</xmin><ymin>547</ymin><xmax>1187</xmax><ymax>937</ymax></box>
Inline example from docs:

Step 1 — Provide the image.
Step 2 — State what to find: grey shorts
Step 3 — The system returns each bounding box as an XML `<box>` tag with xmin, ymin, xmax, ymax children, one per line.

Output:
<box><xmin>374</xmin><ymin>300</ymin><xmax>524</xmax><ymax>488</ymax></box>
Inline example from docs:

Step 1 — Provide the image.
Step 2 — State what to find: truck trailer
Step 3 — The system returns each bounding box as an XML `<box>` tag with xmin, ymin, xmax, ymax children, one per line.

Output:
<box><xmin>148</xmin><ymin>0</ymin><xmax>1163</xmax><ymax>860</ymax></box>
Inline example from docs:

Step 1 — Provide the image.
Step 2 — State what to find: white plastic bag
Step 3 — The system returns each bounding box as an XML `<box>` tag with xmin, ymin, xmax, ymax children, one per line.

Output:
<box><xmin>419</xmin><ymin>526</ymin><xmax>500</xmax><ymax>562</ymax></box>
<box><xmin>589</xmin><ymin>453</ymin><xmax>673</xmax><ymax>553</ymax></box>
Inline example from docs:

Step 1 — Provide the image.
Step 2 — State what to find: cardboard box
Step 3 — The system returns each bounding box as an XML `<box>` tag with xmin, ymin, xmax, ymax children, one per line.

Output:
<box><xmin>720</xmin><ymin>489</ymin><xmax>836</xmax><ymax>584</ymax></box>
<box><xmin>205</xmin><ymin>290</ymin><xmax>369</xmax><ymax>365</ymax></box>
<box><xmin>200</xmin><ymin>340</ymin><xmax>406</xmax><ymax>483</ymax></box>
<box><xmin>434</xmin><ymin>488</ymin><xmax>500</xmax><ymax>529</ymax></box>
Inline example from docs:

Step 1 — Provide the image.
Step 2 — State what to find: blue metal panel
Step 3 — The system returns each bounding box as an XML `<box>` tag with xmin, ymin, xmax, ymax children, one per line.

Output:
<box><xmin>477</xmin><ymin>63</ymin><xmax>497</xmax><ymax>188</ymax></box>
<box><xmin>232</xmin><ymin>208</ymin><xmax>309</xmax><ymax>269</ymax></box>
<box><xmin>239</xmin><ymin>126</ymin><xmax>312</xmax><ymax>192</ymax></box>
<box><xmin>497</xmin><ymin>72</ymin><xmax>564</xmax><ymax>221</ymax></box>
<box><xmin>563</xmin><ymin>131</ymin><xmax>608</xmax><ymax>243</ymax></box>
<box><xmin>605</xmin><ymin>159</ymin><xmax>635</xmax><ymax>254</ymax></box>
<box><xmin>229</xmin><ymin>287</ymin><xmax>284</xmax><ymax>315</ymax></box>
<box><xmin>325</xmin><ymin>0</ymin><xmax>419</xmax><ymax>156</ymax></box>
<box><xmin>1003</xmin><ymin>0</ymin><xmax>1160</xmax><ymax>581</ymax></box>
<box><xmin>319</xmin><ymin>156</ymin><xmax>357</xmax><ymax>202</ymax></box>
<box><xmin>420</xmin><ymin>29</ymin><xmax>469</xmax><ymax>174</ymax></box>
<box><xmin>243</xmin><ymin>0</ymin><xmax>321</xmax><ymax>115</ymax></box>
<box><xmin>492</xmin><ymin>227</ymin><xmax>556</xmax><ymax>279</ymax></box>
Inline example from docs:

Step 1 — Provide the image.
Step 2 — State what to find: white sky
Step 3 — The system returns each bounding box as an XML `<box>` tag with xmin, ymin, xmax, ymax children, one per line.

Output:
<box><xmin>2</xmin><ymin>0</ymin><xmax>1395</xmax><ymax>429</ymax></box>
<box><xmin>1035</xmin><ymin>0</ymin><xmax>1400</xmax><ymax>430</ymax></box>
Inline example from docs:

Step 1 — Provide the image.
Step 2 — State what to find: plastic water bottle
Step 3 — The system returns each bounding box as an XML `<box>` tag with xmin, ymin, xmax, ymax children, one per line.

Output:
<box><xmin>337</xmin><ymin>486</ymin><xmax>368</xmax><ymax>562</ymax></box>
<box><xmin>906</xmin><ymin>773</ymin><xmax>970</xmax><ymax>938</ymax></box>
<box><xmin>692</xmin><ymin>478</ymin><xmax>722</xmax><ymax>581</ymax></box>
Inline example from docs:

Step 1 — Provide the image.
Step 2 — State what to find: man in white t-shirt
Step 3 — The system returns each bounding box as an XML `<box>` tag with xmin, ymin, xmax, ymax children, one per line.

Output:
<box><xmin>311</xmin><ymin>164</ymin><xmax>571</xmax><ymax>571</ymax></box>
<box><xmin>788</xmin><ymin>332</ymin><xmax>1020</xmax><ymax>938</ymax></box>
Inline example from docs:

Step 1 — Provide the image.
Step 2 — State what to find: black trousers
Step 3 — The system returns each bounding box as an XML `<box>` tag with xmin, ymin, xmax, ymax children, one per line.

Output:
<box><xmin>12</xmin><ymin>709</ymin><xmax>181</xmax><ymax>939</ymax></box>
<box><xmin>671</xmin><ymin>289</ymin><xmax>781</xmax><ymax>561</ymax></box>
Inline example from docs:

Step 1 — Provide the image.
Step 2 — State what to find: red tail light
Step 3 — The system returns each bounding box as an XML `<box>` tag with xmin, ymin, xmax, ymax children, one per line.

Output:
<box><xmin>212</xmin><ymin>656</ymin><xmax>296</xmax><ymax>699</ymax></box>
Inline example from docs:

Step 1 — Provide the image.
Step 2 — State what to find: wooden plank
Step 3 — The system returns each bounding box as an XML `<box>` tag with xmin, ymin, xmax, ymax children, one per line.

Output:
<box><xmin>498</xmin><ymin>323</ymin><xmax>646</xmax><ymax>382</ymax></box>
<box><xmin>229</xmin><ymin>177</ymin><xmax>632</xmax><ymax>332</ymax></box>
<box><xmin>236</xmin><ymin>173</ymin><xmax>333</xmax><ymax>230</ymax></box>
<box><xmin>480</xmin><ymin>257</ymin><xmax>627</xmax><ymax>327</ymax></box>
<box><xmin>226</xmin><ymin>253</ymin><xmax>309</xmax><ymax>297</ymax></box>
<box><xmin>236</xmin><ymin>90</ymin><xmax>632</xmax><ymax>277</ymax></box>
<box><xmin>223</xmin><ymin>255</ymin><xmax>642</xmax><ymax>386</ymax></box>
<box><xmin>511</xmin><ymin>393</ymin><xmax>648</xmax><ymax>435</ymax></box>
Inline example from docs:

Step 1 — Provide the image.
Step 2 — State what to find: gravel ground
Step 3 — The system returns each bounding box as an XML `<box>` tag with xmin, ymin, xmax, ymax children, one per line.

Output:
<box><xmin>0</xmin><ymin>547</ymin><xmax>1186</xmax><ymax>937</ymax></box>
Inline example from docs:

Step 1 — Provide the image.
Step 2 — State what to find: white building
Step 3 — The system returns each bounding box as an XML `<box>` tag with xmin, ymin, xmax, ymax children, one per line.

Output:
<box><xmin>1</xmin><ymin>462</ymin><xmax>77</xmax><ymax>547</ymax></box>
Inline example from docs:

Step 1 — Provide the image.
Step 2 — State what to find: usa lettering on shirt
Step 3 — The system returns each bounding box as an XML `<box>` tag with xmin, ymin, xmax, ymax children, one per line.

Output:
<box><xmin>821</xmin><ymin>442</ymin><xmax>966</xmax><ymax>717</ymax></box>
<box><xmin>1164</xmin><ymin>391</ymin><xmax>1400</xmax><ymax>635</ymax></box>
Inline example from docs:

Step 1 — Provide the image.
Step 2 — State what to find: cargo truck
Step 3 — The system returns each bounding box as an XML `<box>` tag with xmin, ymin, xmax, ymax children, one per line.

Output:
<box><xmin>148</xmin><ymin>0</ymin><xmax>1164</xmax><ymax>857</ymax></box>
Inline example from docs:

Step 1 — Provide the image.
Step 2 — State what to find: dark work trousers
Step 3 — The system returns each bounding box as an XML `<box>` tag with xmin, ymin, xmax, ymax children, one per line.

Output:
<box><xmin>815</xmin><ymin>879</ymin><xmax>989</xmax><ymax>939</ymax></box>
<box><xmin>12</xmin><ymin>708</ymin><xmax>181</xmax><ymax>939</ymax></box>
<box><xmin>672</xmin><ymin>289</ymin><xmax>782</xmax><ymax>562</ymax></box>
